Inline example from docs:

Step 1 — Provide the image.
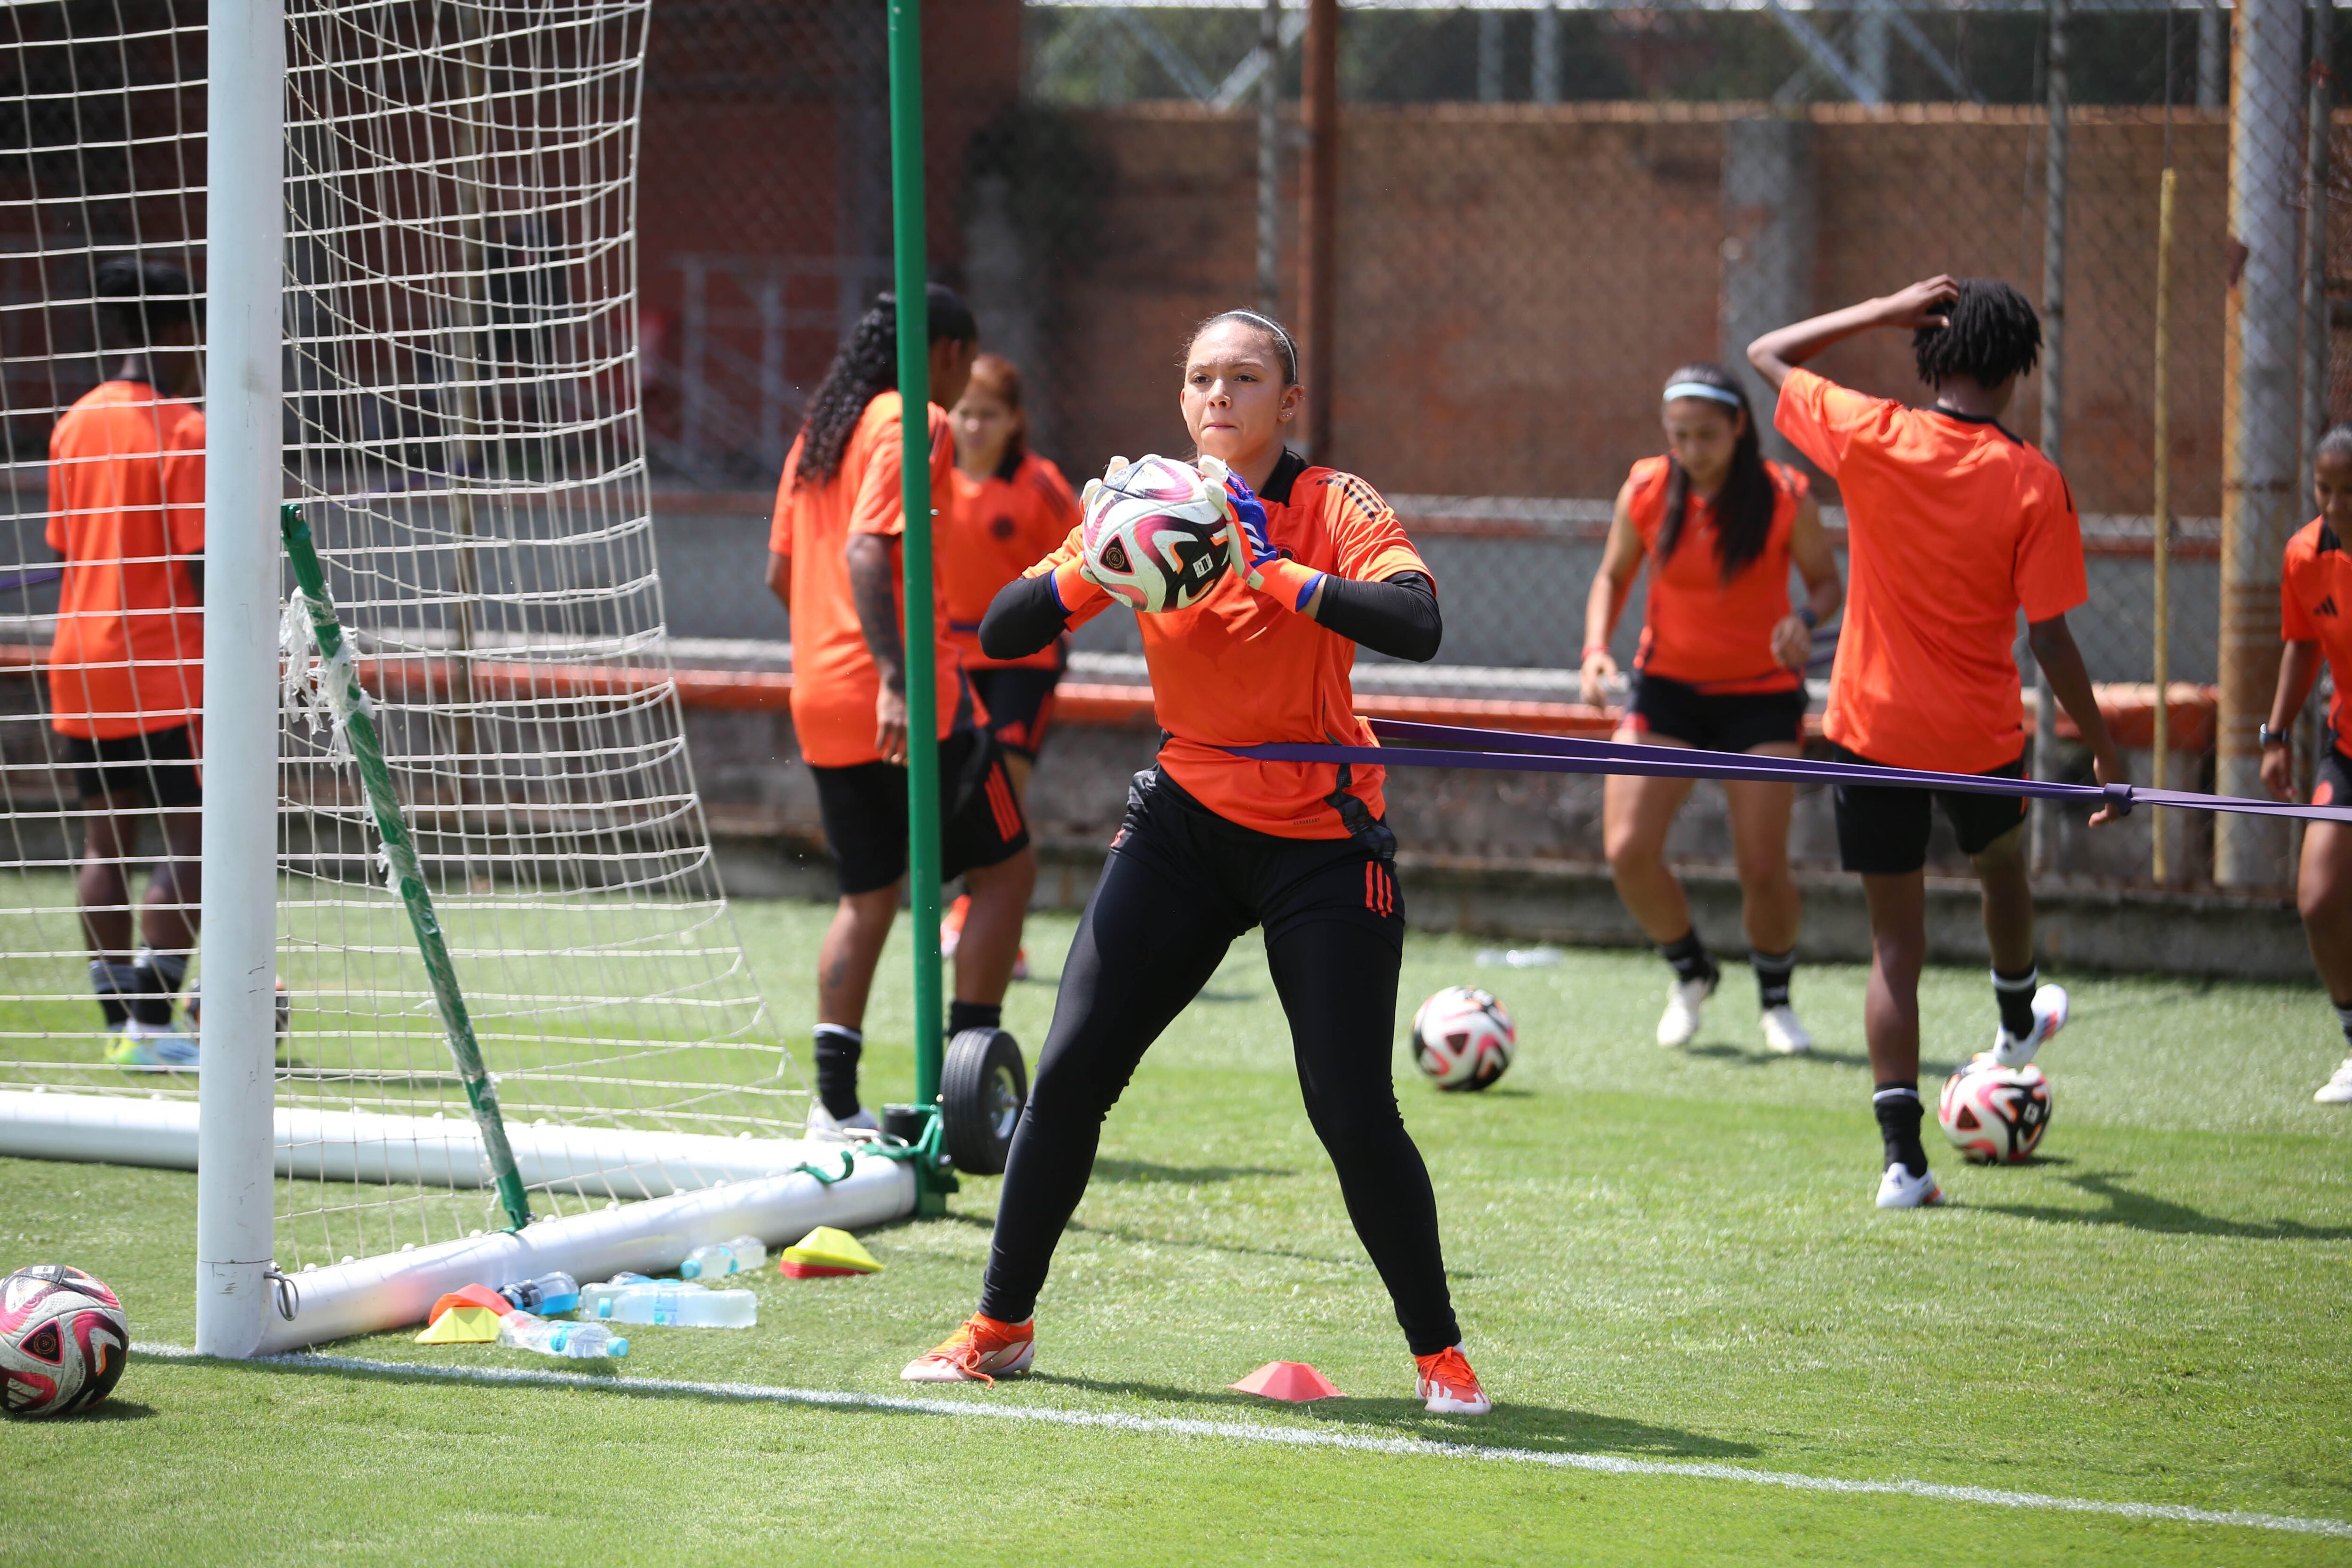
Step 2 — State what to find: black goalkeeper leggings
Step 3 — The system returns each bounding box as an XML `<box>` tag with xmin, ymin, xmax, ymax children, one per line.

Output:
<box><xmin>978</xmin><ymin>769</ymin><xmax>1462</xmax><ymax>1356</ymax></box>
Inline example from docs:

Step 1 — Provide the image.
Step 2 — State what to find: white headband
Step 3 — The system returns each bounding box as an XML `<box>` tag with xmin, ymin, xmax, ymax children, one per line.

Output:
<box><xmin>1663</xmin><ymin>382</ymin><xmax>1743</xmax><ymax>409</ymax></box>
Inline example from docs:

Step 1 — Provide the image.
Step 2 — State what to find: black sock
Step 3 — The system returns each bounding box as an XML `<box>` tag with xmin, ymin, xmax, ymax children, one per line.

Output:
<box><xmin>2334</xmin><ymin>997</ymin><xmax>2352</xmax><ymax>1050</ymax></box>
<box><xmin>1873</xmin><ymin>1082</ymin><xmax>1927</xmax><ymax>1177</ymax></box>
<box><xmin>812</xmin><ymin>1024</ymin><xmax>864</xmax><ymax>1118</ymax></box>
<box><xmin>134</xmin><ymin>948</ymin><xmax>186</xmax><ymax>1028</ymax></box>
<box><xmin>89</xmin><ymin>959</ymin><xmax>141</xmax><ymax>1028</ymax></box>
<box><xmin>1993</xmin><ymin>966</ymin><xmax>2038</xmax><ymax>1037</ymax></box>
<box><xmin>1659</xmin><ymin>929</ymin><xmax>1717</xmax><ymax>988</ymax></box>
<box><xmin>1751</xmin><ymin>947</ymin><xmax>1796</xmax><ymax>1011</ymax></box>
<box><xmin>947</xmin><ymin>1000</ymin><xmax>1002</xmax><ymax>1038</ymax></box>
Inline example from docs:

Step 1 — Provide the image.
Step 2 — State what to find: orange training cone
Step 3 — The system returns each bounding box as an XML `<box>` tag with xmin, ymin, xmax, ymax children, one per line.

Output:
<box><xmin>1229</xmin><ymin>1361</ymin><xmax>1343</xmax><ymax>1402</ymax></box>
<box><xmin>427</xmin><ymin>1283</ymin><xmax>512</xmax><ymax>1325</ymax></box>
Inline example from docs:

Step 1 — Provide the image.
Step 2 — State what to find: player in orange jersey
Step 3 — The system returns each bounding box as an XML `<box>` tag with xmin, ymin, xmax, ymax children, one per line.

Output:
<box><xmin>1581</xmin><ymin>362</ymin><xmax>1843</xmax><ymax>1056</ymax></box>
<box><xmin>47</xmin><ymin>257</ymin><xmax>207</xmax><ymax>1069</ymax></box>
<box><xmin>2262</xmin><ymin>423</ymin><xmax>2352</xmax><ymax>1104</ymax></box>
<box><xmin>899</xmin><ymin>309</ymin><xmax>1489</xmax><ymax>1416</ymax></box>
<box><xmin>1750</xmin><ymin>276</ymin><xmax>2123</xmax><ymax>1209</ymax></box>
<box><xmin>936</xmin><ymin>354</ymin><xmax>1079</xmax><ymax>973</ymax></box>
<box><xmin>767</xmin><ymin>287</ymin><xmax>1036</xmax><ymax>1133</ymax></box>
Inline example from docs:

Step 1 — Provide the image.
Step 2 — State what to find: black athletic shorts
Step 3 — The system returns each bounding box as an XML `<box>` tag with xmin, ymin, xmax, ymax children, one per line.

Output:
<box><xmin>971</xmin><ymin>666</ymin><xmax>1063</xmax><ymax>762</ymax></box>
<box><xmin>1830</xmin><ymin>743</ymin><xmax>2027</xmax><ymax>875</ymax></box>
<box><xmin>809</xmin><ymin>726</ymin><xmax>1030</xmax><ymax>897</ymax></box>
<box><xmin>63</xmin><ymin>725</ymin><xmax>202</xmax><ymax>808</ymax></box>
<box><xmin>1110</xmin><ymin>766</ymin><xmax>1404</xmax><ymax>951</ymax></box>
<box><xmin>2315</xmin><ymin>745</ymin><xmax>2352</xmax><ymax>809</ymax></box>
<box><xmin>1627</xmin><ymin>671</ymin><xmax>1806</xmax><ymax>755</ymax></box>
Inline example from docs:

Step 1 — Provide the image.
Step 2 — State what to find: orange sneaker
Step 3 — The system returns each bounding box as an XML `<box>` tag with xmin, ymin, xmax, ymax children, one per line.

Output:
<box><xmin>940</xmin><ymin>894</ymin><xmax>971</xmax><ymax>960</ymax></box>
<box><xmin>900</xmin><ymin>1313</ymin><xmax>1034</xmax><ymax>1385</ymax></box>
<box><xmin>1414</xmin><ymin>1344</ymin><xmax>1492</xmax><ymax>1415</ymax></box>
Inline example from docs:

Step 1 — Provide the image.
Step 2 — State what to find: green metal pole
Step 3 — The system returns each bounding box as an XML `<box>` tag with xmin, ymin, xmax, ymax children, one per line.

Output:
<box><xmin>886</xmin><ymin>0</ymin><xmax>949</xmax><ymax>1197</ymax></box>
<box><xmin>280</xmin><ymin>505</ymin><xmax>533</xmax><ymax>1233</ymax></box>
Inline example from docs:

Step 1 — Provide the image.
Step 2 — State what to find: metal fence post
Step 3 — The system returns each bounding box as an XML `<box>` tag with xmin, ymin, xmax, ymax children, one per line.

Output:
<box><xmin>2032</xmin><ymin>0</ymin><xmax>2067</xmax><ymax>874</ymax></box>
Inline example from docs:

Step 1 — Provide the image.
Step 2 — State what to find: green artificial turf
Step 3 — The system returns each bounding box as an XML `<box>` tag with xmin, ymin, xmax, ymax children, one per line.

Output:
<box><xmin>4</xmin><ymin>899</ymin><xmax>2350</xmax><ymax>1565</ymax></box>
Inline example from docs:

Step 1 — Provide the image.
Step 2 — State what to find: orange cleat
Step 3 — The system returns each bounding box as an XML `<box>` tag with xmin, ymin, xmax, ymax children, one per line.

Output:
<box><xmin>900</xmin><ymin>1312</ymin><xmax>1035</xmax><ymax>1385</ymax></box>
<box><xmin>1414</xmin><ymin>1344</ymin><xmax>1492</xmax><ymax>1415</ymax></box>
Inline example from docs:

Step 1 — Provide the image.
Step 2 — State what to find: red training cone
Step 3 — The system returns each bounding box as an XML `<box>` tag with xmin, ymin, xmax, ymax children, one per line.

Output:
<box><xmin>1229</xmin><ymin>1361</ymin><xmax>1343</xmax><ymax>1402</ymax></box>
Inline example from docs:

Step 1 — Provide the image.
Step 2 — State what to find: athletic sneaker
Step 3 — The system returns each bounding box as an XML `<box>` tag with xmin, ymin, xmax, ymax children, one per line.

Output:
<box><xmin>108</xmin><ymin>1023</ymin><xmax>199</xmax><ymax>1072</ymax></box>
<box><xmin>1874</xmin><ymin>1162</ymin><xmax>1944</xmax><ymax>1210</ymax></box>
<box><xmin>1758</xmin><ymin>1003</ymin><xmax>1813</xmax><ymax>1055</ymax></box>
<box><xmin>805</xmin><ymin>1102</ymin><xmax>879</xmax><ymax>1136</ymax></box>
<box><xmin>940</xmin><ymin>893</ymin><xmax>970</xmax><ymax>960</ymax></box>
<box><xmin>2316</xmin><ymin>1058</ymin><xmax>2352</xmax><ymax>1105</ymax></box>
<box><xmin>901</xmin><ymin>1313</ymin><xmax>1035</xmax><ymax>1385</ymax></box>
<box><xmin>1414</xmin><ymin>1344</ymin><xmax>1492</xmax><ymax>1415</ymax></box>
<box><xmin>1656</xmin><ymin>973</ymin><xmax>1716</xmax><ymax>1047</ymax></box>
<box><xmin>1990</xmin><ymin>982</ymin><xmax>2069</xmax><ymax>1069</ymax></box>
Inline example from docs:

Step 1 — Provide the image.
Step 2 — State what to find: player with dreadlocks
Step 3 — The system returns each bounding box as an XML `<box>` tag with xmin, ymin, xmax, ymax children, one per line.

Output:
<box><xmin>1749</xmin><ymin>275</ymin><xmax>2123</xmax><ymax>1209</ymax></box>
<box><xmin>1581</xmin><ymin>361</ymin><xmax>1842</xmax><ymax>1055</ymax></box>
<box><xmin>767</xmin><ymin>285</ymin><xmax>1036</xmax><ymax>1133</ymax></box>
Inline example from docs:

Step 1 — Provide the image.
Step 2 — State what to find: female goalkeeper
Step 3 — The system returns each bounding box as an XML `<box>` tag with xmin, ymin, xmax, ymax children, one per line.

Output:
<box><xmin>900</xmin><ymin>309</ymin><xmax>1490</xmax><ymax>1415</ymax></box>
<box><xmin>1581</xmin><ymin>363</ymin><xmax>1842</xmax><ymax>1055</ymax></box>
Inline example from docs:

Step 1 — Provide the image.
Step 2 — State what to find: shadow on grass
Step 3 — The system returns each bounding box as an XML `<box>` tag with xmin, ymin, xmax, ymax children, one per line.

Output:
<box><xmin>1030</xmin><ymin>1373</ymin><xmax>1758</xmax><ymax>1457</ymax></box>
<box><xmin>1091</xmin><ymin>1159</ymin><xmax>1295</xmax><ymax>1186</ymax></box>
<box><xmin>1685</xmin><ymin>1043</ymin><xmax>1874</xmax><ymax>1071</ymax></box>
<box><xmin>1974</xmin><ymin>1169</ymin><xmax>2352</xmax><ymax>1240</ymax></box>
<box><xmin>1192</xmin><ymin>988</ymin><xmax>1263</xmax><ymax>1005</ymax></box>
<box><xmin>1064</xmin><ymin>1218</ymin><xmax>1357</xmax><ymax>1268</ymax></box>
<box><xmin>73</xmin><ymin>1399</ymin><xmax>158</xmax><ymax>1422</ymax></box>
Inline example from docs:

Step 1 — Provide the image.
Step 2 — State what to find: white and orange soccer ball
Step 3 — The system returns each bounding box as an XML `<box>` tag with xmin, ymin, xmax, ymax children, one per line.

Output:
<box><xmin>0</xmin><ymin>1264</ymin><xmax>128</xmax><ymax>1418</ymax></box>
<box><xmin>1410</xmin><ymin>986</ymin><xmax>1516</xmax><ymax>1092</ymax></box>
<box><xmin>1939</xmin><ymin>1059</ymin><xmax>2053</xmax><ymax>1164</ymax></box>
<box><xmin>1079</xmin><ymin>454</ymin><xmax>1235</xmax><ymax>613</ymax></box>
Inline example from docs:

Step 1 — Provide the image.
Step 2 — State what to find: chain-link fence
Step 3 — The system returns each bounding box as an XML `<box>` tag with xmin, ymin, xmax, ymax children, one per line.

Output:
<box><xmin>630</xmin><ymin>0</ymin><xmax>2348</xmax><ymax>894</ymax></box>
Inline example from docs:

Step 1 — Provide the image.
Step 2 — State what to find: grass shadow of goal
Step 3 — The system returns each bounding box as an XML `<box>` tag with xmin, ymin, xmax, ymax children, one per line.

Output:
<box><xmin>1971</xmin><ymin>1169</ymin><xmax>2352</xmax><ymax>1241</ymax></box>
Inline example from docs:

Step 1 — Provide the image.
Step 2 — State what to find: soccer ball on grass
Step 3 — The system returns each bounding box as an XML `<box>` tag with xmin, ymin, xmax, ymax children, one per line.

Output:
<box><xmin>1079</xmin><ymin>454</ymin><xmax>1235</xmax><ymax>613</ymax></box>
<box><xmin>0</xmin><ymin>1264</ymin><xmax>128</xmax><ymax>1418</ymax></box>
<box><xmin>1938</xmin><ymin>1059</ymin><xmax>2052</xmax><ymax>1164</ymax></box>
<box><xmin>1410</xmin><ymin>986</ymin><xmax>1515</xmax><ymax>1091</ymax></box>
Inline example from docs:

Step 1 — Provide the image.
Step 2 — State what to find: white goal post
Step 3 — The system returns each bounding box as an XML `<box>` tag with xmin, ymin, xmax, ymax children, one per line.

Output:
<box><xmin>0</xmin><ymin>0</ymin><xmax>915</xmax><ymax>1356</ymax></box>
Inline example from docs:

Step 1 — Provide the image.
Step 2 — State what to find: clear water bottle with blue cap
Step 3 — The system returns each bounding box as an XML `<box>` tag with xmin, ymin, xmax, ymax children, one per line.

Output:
<box><xmin>497</xmin><ymin>1309</ymin><xmax>628</xmax><ymax>1359</ymax></box>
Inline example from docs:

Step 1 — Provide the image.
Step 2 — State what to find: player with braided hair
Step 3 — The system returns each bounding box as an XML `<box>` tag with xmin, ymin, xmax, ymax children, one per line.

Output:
<box><xmin>767</xmin><ymin>286</ymin><xmax>1036</xmax><ymax>1132</ymax></box>
<box><xmin>1582</xmin><ymin>361</ymin><xmax>1842</xmax><ymax>1056</ymax></box>
<box><xmin>898</xmin><ymin>308</ymin><xmax>1490</xmax><ymax>1415</ymax></box>
<box><xmin>1750</xmin><ymin>275</ymin><xmax>2122</xmax><ymax>1209</ymax></box>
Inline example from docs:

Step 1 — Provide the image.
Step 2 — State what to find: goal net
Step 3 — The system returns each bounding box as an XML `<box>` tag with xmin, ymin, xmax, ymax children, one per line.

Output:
<box><xmin>0</xmin><ymin>0</ymin><xmax>908</xmax><ymax>1347</ymax></box>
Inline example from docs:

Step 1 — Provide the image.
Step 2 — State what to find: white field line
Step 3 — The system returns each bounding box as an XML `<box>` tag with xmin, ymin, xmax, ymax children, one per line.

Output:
<box><xmin>136</xmin><ymin>1342</ymin><xmax>2348</xmax><ymax>1539</ymax></box>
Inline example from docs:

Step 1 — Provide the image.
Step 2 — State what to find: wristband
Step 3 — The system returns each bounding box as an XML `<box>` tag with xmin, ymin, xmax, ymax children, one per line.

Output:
<box><xmin>1581</xmin><ymin>644</ymin><xmax>1610</xmax><ymax>661</ymax></box>
<box><xmin>1798</xmin><ymin>606</ymin><xmax>1820</xmax><ymax>630</ymax></box>
<box><xmin>2258</xmin><ymin>724</ymin><xmax>2291</xmax><ymax>750</ymax></box>
<box><xmin>1050</xmin><ymin>558</ymin><xmax>1110</xmax><ymax>615</ymax></box>
<box><xmin>1250</xmin><ymin>556</ymin><xmax>1324</xmax><ymax>613</ymax></box>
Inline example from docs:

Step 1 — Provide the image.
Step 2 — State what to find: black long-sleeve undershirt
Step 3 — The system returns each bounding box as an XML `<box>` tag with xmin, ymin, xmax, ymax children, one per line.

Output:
<box><xmin>977</xmin><ymin>568</ymin><xmax>1441</xmax><ymax>664</ymax></box>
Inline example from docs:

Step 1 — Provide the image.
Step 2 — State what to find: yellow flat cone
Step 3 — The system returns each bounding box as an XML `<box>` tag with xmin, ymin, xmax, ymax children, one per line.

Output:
<box><xmin>779</xmin><ymin>1225</ymin><xmax>881</xmax><ymax>1276</ymax></box>
<box><xmin>415</xmin><ymin>1305</ymin><xmax>504</xmax><ymax>1344</ymax></box>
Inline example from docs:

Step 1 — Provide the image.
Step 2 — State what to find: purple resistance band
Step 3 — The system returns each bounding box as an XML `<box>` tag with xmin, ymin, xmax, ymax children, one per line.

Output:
<box><xmin>1226</xmin><ymin>717</ymin><xmax>2352</xmax><ymax>826</ymax></box>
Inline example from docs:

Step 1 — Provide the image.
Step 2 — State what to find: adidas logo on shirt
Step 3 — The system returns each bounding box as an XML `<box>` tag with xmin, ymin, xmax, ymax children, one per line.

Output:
<box><xmin>2320</xmin><ymin>595</ymin><xmax>2341</xmax><ymax>617</ymax></box>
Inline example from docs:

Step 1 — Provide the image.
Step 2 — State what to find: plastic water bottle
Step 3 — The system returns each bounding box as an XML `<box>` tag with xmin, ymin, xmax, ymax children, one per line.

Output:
<box><xmin>596</xmin><ymin>1283</ymin><xmax>757</xmax><ymax>1329</ymax></box>
<box><xmin>679</xmin><ymin>1235</ymin><xmax>769</xmax><ymax>1279</ymax></box>
<box><xmin>500</xmin><ymin>1271</ymin><xmax>580</xmax><ymax>1315</ymax></box>
<box><xmin>498</xmin><ymin>1309</ymin><xmax>628</xmax><ymax>1359</ymax></box>
<box><xmin>577</xmin><ymin>1273</ymin><xmax>679</xmax><ymax>1317</ymax></box>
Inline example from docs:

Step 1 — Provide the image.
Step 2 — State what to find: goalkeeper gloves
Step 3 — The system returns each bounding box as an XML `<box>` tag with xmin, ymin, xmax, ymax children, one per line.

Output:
<box><xmin>1206</xmin><ymin>456</ymin><xmax>1322</xmax><ymax>613</ymax></box>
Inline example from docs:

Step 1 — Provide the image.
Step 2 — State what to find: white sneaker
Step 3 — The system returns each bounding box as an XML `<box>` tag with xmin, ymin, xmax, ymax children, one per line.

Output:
<box><xmin>1759</xmin><ymin>1004</ymin><xmax>1813</xmax><ymax>1055</ymax></box>
<box><xmin>1656</xmin><ymin>973</ymin><xmax>1716</xmax><ymax>1047</ymax></box>
<box><xmin>1991</xmin><ymin>982</ymin><xmax>2068</xmax><ymax>1069</ymax></box>
<box><xmin>2316</xmin><ymin>1058</ymin><xmax>2352</xmax><ymax>1105</ymax></box>
<box><xmin>1875</xmin><ymin>1161</ymin><xmax>1944</xmax><ymax>1209</ymax></box>
<box><xmin>806</xmin><ymin>1102</ymin><xmax>879</xmax><ymax>1137</ymax></box>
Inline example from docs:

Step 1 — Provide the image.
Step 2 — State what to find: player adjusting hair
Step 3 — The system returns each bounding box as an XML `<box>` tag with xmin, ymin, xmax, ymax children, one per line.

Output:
<box><xmin>1193</xmin><ymin>307</ymin><xmax>1298</xmax><ymax>385</ymax></box>
<box><xmin>794</xmin><ymin>283</ymin><xmax>980</xmax><ymax>490</ymax></box>
<box><xmin>92</xmin><ymin>255</ymin><xmax>195</xmax><ymax>348</ymax></box>
<box><xmin>1657</xmin><ymin>363</ymin><xmax>1776</xmax><ymax>583</ymax></box>
<box><xmin>1911</xmin><ymin>277</ymin><xmax>2041</xmax><ymax>390</ymax></box>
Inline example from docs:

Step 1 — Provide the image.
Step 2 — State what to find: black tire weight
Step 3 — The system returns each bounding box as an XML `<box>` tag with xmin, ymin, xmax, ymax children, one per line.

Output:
<box><xmin>940</xmin><ymin>1027</ymin><xmax>1028</xmax><ymax>1176</ymax></box>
